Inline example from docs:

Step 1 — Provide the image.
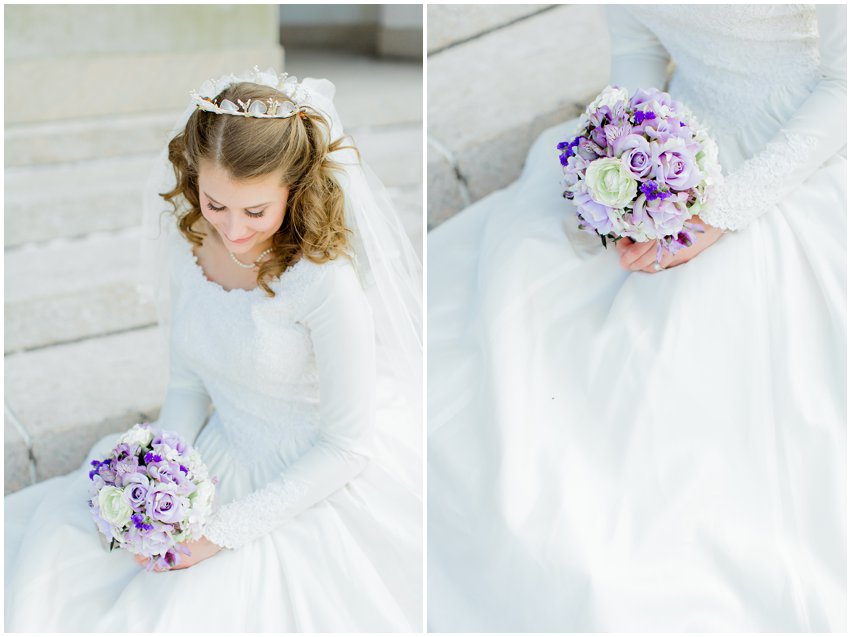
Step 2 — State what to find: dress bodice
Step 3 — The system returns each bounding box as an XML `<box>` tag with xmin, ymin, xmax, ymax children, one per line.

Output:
<box><xmin>631</xmin><ymin>5</ymin><xmax>821</xmax><ymax>135</ymax></box>
<box><xmin>169</xmin><ymin>227</ymin><xmax>328</xmax><ymax>467</ymax></box>
<box><xmin>160</xmin><ymin>224</ymin><xmax>376</xmax><ymax>550</ymax></box>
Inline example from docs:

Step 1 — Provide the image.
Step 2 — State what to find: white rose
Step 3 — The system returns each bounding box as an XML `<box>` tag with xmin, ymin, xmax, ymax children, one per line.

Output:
<box><xmin>185</xmin><ymin>450</ymin><xmax>209</xmax><ymax>481</ymax></box>
<box><xmin>588</xmin><ymin>85</ymin><xmax>630</xmax><ymax>115</ymax></box>
<box><xmin>584</xmin><ymin>157</ymin><xmax>638</xmax><ymax>208</ymax></box>
<box><xmin>119</xmin><ymin>423</ymin><xmax>154</xmax><ymax>449</ymax></box>
<box><xmin>188</xmin><ymin>480</ymin><xmax>215</xmax><ymax>522</ymax></box>
<box><xmin>97</xmin><ymin>486</ymin><xmax>133</xmax><ymax>528</ymax></box>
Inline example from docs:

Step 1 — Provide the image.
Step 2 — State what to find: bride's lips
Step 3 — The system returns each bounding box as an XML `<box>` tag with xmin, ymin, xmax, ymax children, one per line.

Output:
<box><xmin>223</xmin><ymin>231</ymin><xmax>256</xmax><ymax>245</ymax></box>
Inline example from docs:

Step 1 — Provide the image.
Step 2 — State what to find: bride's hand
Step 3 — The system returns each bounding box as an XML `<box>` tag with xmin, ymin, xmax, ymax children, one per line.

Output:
<box><xmin>133</xmin><ymin>536</ymin><xmax>223</xmax><ymax>572</ymax></box>
<box><xmin>615</xmin><ymin>216</ymin><xmax>724</xmax><ymax>273</ymax></box>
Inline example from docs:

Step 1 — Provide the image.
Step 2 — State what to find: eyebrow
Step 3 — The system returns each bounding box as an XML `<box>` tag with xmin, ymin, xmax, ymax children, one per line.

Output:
<box><xmin>203</xmin><ymin>191</ymin><xmax>272</xmax><ymax>209</ymax></box>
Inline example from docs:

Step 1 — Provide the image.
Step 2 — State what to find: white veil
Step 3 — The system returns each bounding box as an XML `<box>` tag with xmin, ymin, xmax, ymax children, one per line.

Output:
<box><xmin>136</xmin><ymin>67</ymin><xmax>423</xmax><ymax>414</ymax></box>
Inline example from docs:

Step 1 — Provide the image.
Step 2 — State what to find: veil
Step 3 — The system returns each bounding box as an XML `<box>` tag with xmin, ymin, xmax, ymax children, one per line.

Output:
<box><xmin>136</xmin><ymin>67</ymin><xmax>423</xmax><ymax>415</ymax></box>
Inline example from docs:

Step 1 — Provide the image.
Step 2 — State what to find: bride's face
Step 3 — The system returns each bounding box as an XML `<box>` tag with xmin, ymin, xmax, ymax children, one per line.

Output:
<box><xmin>197</xmin><ymin>159</ymin><xmax>289</xmax><ymax>255</ymax></box>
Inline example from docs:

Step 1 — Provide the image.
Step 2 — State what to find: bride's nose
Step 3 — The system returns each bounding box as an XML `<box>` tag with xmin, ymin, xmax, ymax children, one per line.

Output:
<box><xmin>221</xmin><ymin>214</ymin><xmax>250</xmax><ymax>240</ymax></box>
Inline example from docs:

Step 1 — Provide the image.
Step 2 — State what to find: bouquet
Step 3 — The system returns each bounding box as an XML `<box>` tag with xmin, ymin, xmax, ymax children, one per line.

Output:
<box><xmin>87</xmin><ymin>422</ymin><xmax>217</xmax><ymax>571</ymax></box>
<box><xmin>558</xmin><ymin>85</ymin><xmax>723</xmax><ymax>261</ymax></box>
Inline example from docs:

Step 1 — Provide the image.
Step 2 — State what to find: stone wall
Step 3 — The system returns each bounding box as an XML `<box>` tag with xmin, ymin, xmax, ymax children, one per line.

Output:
<box><xmin>5</xmin><ymin>5</ymin><xmax>282</xmax><ymax>124</ymax></box>
<box><xmin>427</xmin><ymin>4</ymin><xmax>609</xmax><ymax>229</ymax></box>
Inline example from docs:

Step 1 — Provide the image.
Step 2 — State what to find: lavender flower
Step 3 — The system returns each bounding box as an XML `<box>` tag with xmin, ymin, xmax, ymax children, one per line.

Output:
<box><xmin>86</xmin><ymin>424</ymin><xmax>217</xmax><ymax>570</ymax></box>
<box><xmin>558</xmin><ymin>84</ymin><xmax>722</xmax><ymax>256</ymax></box>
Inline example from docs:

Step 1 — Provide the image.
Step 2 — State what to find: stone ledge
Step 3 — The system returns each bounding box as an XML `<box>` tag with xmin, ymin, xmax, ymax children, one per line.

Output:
<box><xmin>427</xmin><ymin>139</ymin><xmax>468</xmax><ymax>230</ymax></box>
<box><xmin>4</xmin><ymin>418</ymin><xmax>33</xmax><ymax>495</ymax></box>
<box><xmin>5</xmin><ymin>112</ymin><xmax>180</xmax><ymax>168</ymax></box>
<box><xmin>6</xmin><ymin>47</ymin><xmax>283</xmax><ymax>125</ymax></box>
<box><xmin>427</xmin><ymin>5</ymin><xmax>553</xmax><ymax>53</ymax></box>
<box><xmin>4</xmin><ymin>327</ymin><xmax>167</xmax><ymax>485</ymax></box>
<box><xmin>5</xmin><ymin>155</ymin><xmax>155</xmax><ymax>247</ymax></box>
<box><xmin>427</xmin><ymin>4</ymin><xmax>608</xmax><ymax>228</ymax></box>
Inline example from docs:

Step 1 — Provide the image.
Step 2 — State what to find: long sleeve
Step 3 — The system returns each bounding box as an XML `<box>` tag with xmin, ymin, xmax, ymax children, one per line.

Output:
<box><xmin>154</xmin><ymin>338</ymin><xmax>212</xmax><ymax>446</ymax></box>
<box><xmin>698</xmin><ymin>5</ymin><xmax>847</xmax><ymax>231</ymax></box>
<box><xmin>202</xmin><ymin>261</ymin><xmax>375</xmax><ymax>550</ymax></box>
<box><xmin>153</xmin><ymin>246</ymin><xmax>213</xmax><ymax>445</ymax></box>
<box><xmin>605</xmin><ymin>5</ymin><xmax>671</xmax><ymax>95</ymax></box>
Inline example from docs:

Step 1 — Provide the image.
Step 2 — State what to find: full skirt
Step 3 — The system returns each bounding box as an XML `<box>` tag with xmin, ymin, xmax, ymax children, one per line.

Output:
<box><xmin>427</xmin><ymin>116</ymin><xmax>846</xmax><ymax>631</ymax></box>
<box><xmin>5</xmin><ymin>378</ymin><xmax>422</xmax><ymax>632</ymax></box>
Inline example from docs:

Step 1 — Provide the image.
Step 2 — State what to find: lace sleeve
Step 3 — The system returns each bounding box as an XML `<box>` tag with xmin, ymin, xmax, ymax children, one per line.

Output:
<box><xmin>699</xmin><ymin>5</ymin><xmax>847</xmax><ymax>231</ymax></box>
<box><xmin>605</xmin><ymin>5</ymin><xmax>671</xmax><ymax>94</ymax></box>
<box><xmin>203</xmin><ymin>260</ymin><xmax>375</xmax><ymax>550</ymax></box>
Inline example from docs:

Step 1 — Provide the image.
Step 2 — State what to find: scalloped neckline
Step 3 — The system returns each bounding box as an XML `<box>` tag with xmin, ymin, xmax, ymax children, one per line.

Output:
<box><xmin>178</xmin><ymin>232</ymin><xmax>281</xmax><ymax>297</ymax></box>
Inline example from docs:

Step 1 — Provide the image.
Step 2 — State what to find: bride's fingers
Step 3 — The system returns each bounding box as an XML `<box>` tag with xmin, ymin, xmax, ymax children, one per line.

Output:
<box><xmin>633</xmin><ymin>246</ymin><xmax>663</xmax><ymax>273</ymax></box>
<box><xmin>620</xmin><ymin>240</ymin><xmax>656</xmax><ymax>270</ymax></box>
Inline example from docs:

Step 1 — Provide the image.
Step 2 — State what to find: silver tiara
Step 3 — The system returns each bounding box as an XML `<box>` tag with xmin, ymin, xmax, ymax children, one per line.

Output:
<box><xmin>188</xmin><ymin>65</ymin><xmax>310</xmax><ymax>119</ymax></box>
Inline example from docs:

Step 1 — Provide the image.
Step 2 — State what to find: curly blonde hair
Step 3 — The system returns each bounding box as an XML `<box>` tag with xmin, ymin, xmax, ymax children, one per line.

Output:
<box><xmin>161</xmin><ymin>81</ymin><xmax>355</xmax><ymax>297</ymax></box>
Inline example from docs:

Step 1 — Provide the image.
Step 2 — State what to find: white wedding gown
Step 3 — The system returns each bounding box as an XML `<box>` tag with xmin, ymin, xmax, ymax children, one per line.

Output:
<box><xmin>5</xmin><ymin>223</ymin><xmax>422</xmax><ymax>631</ymax></box>
<box><xmin>428</xmin><ymin>5</ymin><xmax>845</xmax><ymax>632</ymax></box>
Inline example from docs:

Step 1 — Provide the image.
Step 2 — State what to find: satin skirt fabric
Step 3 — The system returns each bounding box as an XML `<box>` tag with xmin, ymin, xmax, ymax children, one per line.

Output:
<box><xmin>5</xmin><ymin>377</ymin><xmax>422</xmax><ymax>632</ymax></box>
<box><xmin>427</xmin><ymin>116</ymin><xmax>846</xmax><ymax>631</ymax></box>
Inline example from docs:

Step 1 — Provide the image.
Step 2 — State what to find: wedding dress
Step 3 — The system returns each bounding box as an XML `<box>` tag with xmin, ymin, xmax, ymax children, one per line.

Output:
<box><xmin>428</xmin><ymin>5</ymin><xmax>845</xmax><ymax>632</ymax></box>
<box><xmin>5</xmin><ymin>219</ymin><xmax>422</xmax><ymax>631</ymax></box>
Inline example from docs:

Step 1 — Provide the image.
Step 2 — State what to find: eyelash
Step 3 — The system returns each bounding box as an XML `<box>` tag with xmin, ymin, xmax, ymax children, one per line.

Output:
<box><xmin>205</xmin><ymin>202</ymin><xmax>265</xmax><ymax>218</ymax></box>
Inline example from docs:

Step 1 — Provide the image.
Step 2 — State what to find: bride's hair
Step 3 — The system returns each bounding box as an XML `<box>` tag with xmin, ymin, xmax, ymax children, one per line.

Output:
<box><xmin>161</xmin><ymin>81</ymin><xmax>354</xmax><ymax>297</ymax></box>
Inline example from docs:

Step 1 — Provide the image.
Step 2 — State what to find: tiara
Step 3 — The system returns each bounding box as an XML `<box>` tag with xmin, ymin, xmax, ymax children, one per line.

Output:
<box><xmin>188</xmin><ymin>65</ymin><xmax>310</xmax><ymax>119</ymax></box>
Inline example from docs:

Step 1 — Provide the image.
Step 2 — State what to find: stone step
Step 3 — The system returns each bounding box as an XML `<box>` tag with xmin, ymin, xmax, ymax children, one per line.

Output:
<box><xmin>426</xmin><ymin>4</ymin><xmax>608</xmax><ymax>228</ymax></box>
<box><xmin>427</xmin><ymin>4</ymin><xmax>552</xmax><ymax>53</ymax></box>
<box><xmin>5</xmin><ymin>111</ymin><xmax>178</xmax><ymax>168</ymax></box>
<box><xmin>4</xmin><ymin>228</ymin><xmax>157</xmax><ymax>354</ymax></box>
<box><xmin>5</xmin><ymin>413</ymin><xmax>34</xmax><ymax>495</ymax></box>
<box><xmin>5</xmin><ymin>181</ymin><xmax>420</xmax><ymax>354</ymax></box>
<box><xmin>5</xmin><ymin>124</ymin><xmax>420</xmax><ymax>248</ymax></box>
<box><xmin>5</xmin><ymin>154</ymin><xmax>154</xmax><ymax>248</ymax></box>
<box><xmin>4</xmin><ymin>327</ymin><xmax>167</xmax><ymax>488</ymax></box>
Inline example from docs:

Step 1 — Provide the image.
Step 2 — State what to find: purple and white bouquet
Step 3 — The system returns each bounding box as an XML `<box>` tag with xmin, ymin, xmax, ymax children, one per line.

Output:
<box><xmin>87</xmin><ymin>422</ymin><xmax>217</xmax><ymax>571</ymax></box>
<box><xmin>558</xmin><ymin>85</ymin><xmax>723</xmax><ymax>260</ymax></box>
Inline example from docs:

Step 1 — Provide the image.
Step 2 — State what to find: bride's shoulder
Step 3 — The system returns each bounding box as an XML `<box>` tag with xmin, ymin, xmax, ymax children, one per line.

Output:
<box><xmin>285</xmin><ymin>255</ymin><xmax>366</xmax><ymax>317</ymax></box>
<box><xmin>285</xmin><ymin>253</ymin><xmax>358</xmax><ymax>293</ymax></box>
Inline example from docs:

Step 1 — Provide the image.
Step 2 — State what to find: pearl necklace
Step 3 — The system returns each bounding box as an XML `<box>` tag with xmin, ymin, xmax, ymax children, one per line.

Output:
<box><xmin>229</xmin><ymin>248</ymin><xmax>273</xmax><ymax>269</ymax></box>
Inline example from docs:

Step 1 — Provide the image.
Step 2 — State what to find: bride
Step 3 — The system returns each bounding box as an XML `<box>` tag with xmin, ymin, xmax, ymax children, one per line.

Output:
<box><xmin>428</xmin><ymin>5</ymin><xmax>845</xmax><ymax>632</ymax></box>
<box><xmin>5</xmin><ymin>67</ymin><xmax>422</xmax><ymax>632</ymax></box>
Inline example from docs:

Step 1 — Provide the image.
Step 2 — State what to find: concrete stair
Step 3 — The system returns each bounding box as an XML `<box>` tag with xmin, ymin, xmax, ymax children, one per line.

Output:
<box><xmin>4</xmin><ymin>50</ymin><xmax>423</xmax><ymax>494</ymax></box>
<box><xmin>427</xmin><ymin>4</ymin><xmax>609</xmax><ymax>228</ymax></box>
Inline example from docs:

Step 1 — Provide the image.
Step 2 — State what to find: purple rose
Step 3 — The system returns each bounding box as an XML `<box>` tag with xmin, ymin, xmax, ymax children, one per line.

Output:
<box><xmin>125</xmin><ymin>522</ymin><xmax>172</xmax><ymax>559</ymax></box>
<box><xmin>562</xmin><ymin>153</ymin><xmax>590</xmax><ymax>189</ymax></box>
<box><xmin>146</xmin><ymin>459</ymin><xmax>196</xmax><ymax>496</ymax></box>
<box><xmin>629</xmin><ymin>88</ymin><xmax>681</xmax><ymax>116</ymax></box>
<box><xmin>152</xmin><ymin>431</ymin><xmax>187</xmax><ymax>455</ymax></box>
<box><xmin>89</xmin><ymin>498</ymin><xmax>118</xmax><ymax>540</ymax></box>
<box><xmin>642</xmin><ymin>117</ymin><xmax>691</xmax><ymax>143</ymax></box>
<box><xmin>573</xmin><ymin>186</ymin><xmax>615</xmax><ymax>235</ymax></box>
<box><xmin>643</xmin><ymin>192</ymin><xmax>691</xmax><ymax>236</ymax></box>
<box><xmin>145</xmin><ymin>486</ymin><xmax>188</xmax><ymax>524</ymax></box>
<box><xmin>123</xmin><ymin>473</ymin><xmax>150</xmax><ymax>512</ymax></box>
<box><xmin>650</xmin><ymin>139</ymin><xmax>701</xmax><ymax>191</ymax></box>
<box><xmin>613</xmin><ymin>134</ymin><xmax>653</xmax><ymax>180</ymax></box>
